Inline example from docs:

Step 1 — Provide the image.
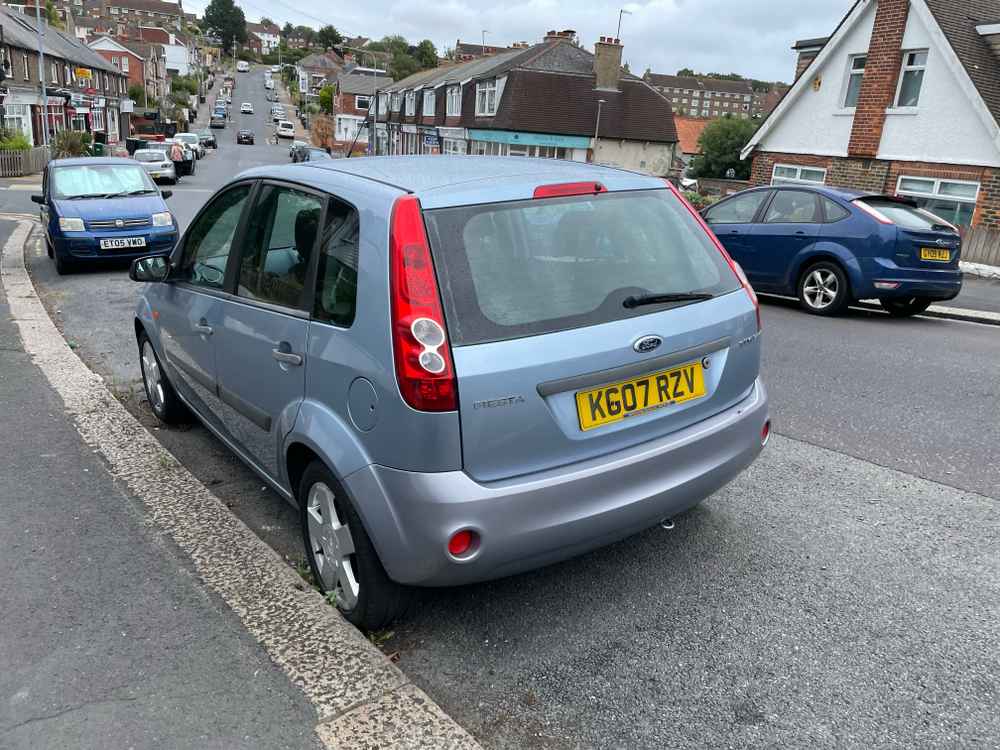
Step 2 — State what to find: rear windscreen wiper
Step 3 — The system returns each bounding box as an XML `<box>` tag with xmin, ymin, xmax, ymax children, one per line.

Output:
<box><xmin>623</xmin><ymin>293</ymin><xmax>715</xmax><ymax>309</ymax></box>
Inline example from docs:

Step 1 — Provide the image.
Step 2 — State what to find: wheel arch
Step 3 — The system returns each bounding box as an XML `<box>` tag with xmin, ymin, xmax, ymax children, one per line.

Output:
<box><xmin>791</xmin><ymin>244</ymin><xmax>861</xmax><ymax>297</ymax></box>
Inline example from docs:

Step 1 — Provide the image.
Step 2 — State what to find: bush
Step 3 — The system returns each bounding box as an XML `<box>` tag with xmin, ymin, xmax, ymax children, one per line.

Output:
<box><xmin>52</xmin><ymin>130</ymin><xmax>91</xmax><ymax>158</ymax></box>
<box><xmin>682</xmin><ymin>191</ymin><xmax>719</xmax><ymax>210</ymax></box>
<box><xmin>0</xmin><ymin>130</ymin><xmax>31</xmax><ymax>151</ymax></box>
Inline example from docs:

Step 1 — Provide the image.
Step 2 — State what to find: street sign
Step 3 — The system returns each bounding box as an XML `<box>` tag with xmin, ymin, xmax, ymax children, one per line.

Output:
<box><xmin>423</xmin><ymin>134</ymin><xmax>439</xmax><ymax>147</ymax></box>
<box><xmin>75</xmin><ymin>67</ymin><xmax>92</xmax><ymax>80</ymax></box>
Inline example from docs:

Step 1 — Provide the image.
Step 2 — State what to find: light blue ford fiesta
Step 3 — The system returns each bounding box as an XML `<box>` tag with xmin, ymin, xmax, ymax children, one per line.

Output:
<box><xmin>129</xmin><ymin>156</ymin><xmax>770</xmax><ymax>629</ymax></box>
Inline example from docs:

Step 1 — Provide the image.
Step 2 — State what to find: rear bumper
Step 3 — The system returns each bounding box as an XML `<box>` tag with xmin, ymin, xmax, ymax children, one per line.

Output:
<box><xmin>859</xmin><ymin>259</ymin><xmax>963</xmax><ymax>301</ymax></box>
<box><xmin>345</xmin><ymin>378</ymin><xmax>769</xmax><ymax>587</ymax></box>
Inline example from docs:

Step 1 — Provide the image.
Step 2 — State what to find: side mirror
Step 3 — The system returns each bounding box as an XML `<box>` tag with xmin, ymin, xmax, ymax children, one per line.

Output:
<box><xmin>161</xmin><ymin>189</ymin><xmax>173</xmax><ymax>199</ymax></box>
<box><xmin>129</xmin><ymin>255</ymin><xmax>170</xmax><ymax>283</ymax></box>
<box><xmin>30</xmin><ymin>194</ymin><xmax>45</xmax><ymax>205</ymax></box>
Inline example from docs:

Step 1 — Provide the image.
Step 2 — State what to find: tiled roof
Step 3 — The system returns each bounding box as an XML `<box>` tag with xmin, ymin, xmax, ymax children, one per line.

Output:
<box><xmin>491</xmin><ymin>70</ymin><xmax>676</xmax><ymax>144</ymax></box>
<box><xmin>924</xmin><ymin>0</ymin><xmax>1000</xmax><ymax>127</ymax></box>
<box><xmin>644</xmin><ymin>74</ymin><xmax>753</xmax><ymax>95</ymax></box>
<box><xmin>0</xmin><ymin>7</ymin><xmax>120</xmax><ymax>74</ymax></box>
<box><xmin>455</xmin><ymin>41</ymin><xmax>514</xmax><ymax>56</ymax></box>
<box><xmin>107</xmin><ymin>0</ymin><xmax>182</xmax><ymax>14</ymax></box>
<box><xmin>337</xmin><ymin>72</ymin><xmax>393</xmax><ymax>95</ymax></box>
<box><xmin>673</xmin><ymin>117</ymin><xmax>710</xmax><ymax>154</ymax></box>
<box><xmin>297</xmin><ymin>52</ymin><xmax>344</xmax><ymax>71</ymax></box>
<box><xmin>246</xmin><ymin>21</ymin><xmax>279</xmax><ymax>35</ymax></box>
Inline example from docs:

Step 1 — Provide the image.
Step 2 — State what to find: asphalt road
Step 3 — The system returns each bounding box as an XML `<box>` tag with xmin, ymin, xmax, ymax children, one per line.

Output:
<box><xmin>4</xmin><ymin>66</ymin><xmax>999</xmax><ymax>748</ymax></box>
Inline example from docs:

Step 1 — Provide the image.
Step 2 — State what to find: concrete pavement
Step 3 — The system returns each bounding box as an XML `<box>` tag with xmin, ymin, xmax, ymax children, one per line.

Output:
<box><xmin>0</xmin><ymin>219</ymin><xmax>322</xmax><ymax>749</ymax></box>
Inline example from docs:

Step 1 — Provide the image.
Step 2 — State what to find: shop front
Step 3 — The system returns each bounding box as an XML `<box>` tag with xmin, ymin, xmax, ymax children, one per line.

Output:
<box><xmin>467</xmin><ymin>129</ymin><xmax>590</xmax><ymax>161</ymax></box>
<box><xmin>438</xmin><ymin>126</ymin><xmax>467</xmax><ymax>155</ymax></box>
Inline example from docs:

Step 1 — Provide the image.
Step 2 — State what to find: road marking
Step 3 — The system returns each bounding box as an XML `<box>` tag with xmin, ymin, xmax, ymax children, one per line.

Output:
<box><xmin>0</xmin><ymin>221</ymin><xmax>481</xmax><ymax>750</ymax></box>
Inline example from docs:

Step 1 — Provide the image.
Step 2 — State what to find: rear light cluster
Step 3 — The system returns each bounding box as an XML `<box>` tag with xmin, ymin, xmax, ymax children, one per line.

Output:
<box><xmin>389</xmin><ymin>195</ymin><xmax>458</xmax><ymax>412</ymax></box>
<box><xmin>666</xmin><ymin>181</ymin><xmax>761</xmax><ymax>332</ymax></box>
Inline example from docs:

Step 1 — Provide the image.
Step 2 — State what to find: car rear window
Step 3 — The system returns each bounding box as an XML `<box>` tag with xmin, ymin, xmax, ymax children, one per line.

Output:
<box><xmin>135</xmin><ymin>151</ymin><xmax>166</xmax><ymax>162</ymax></box>
<box><xmin>858</xmin><ymin>199</ymin><xmax>954</xmax><ymax>231</ymax></box>
<box><xmin>422</xmin><ymin>188</ymin><xmax>741</xmax><ymax>346</ymax></box>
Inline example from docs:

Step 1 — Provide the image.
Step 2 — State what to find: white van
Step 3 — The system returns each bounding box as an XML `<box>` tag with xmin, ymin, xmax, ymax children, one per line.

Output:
<box><xmin>236</xmin><ymin>60</ymin><xmax>249</xmax><ymax>73</ymax></box>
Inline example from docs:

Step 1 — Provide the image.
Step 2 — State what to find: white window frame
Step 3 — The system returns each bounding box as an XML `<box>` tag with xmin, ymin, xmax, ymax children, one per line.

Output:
<box><xmin>22</xmin><ymin>53</ymin><xmax>28</xmax><ymax>81</ymax></box>
<box><xmin>896</xmin><ymin>175</ymin><xmax>979</xmax><ymax>225</ymax></box>
<box><xmin>390</xmin><ymin>92</ymin><xmax>401</xmax><ymax>112</ymax></box>
<box><xmin>405</xmin><ymin>90</ymin><xmax>415</xmax><ymax>116</ymax></box>
<box><xmin>355</xmin><ymin>94</ymin><xmax>371</xmax><ymax>110</ymax></box>
<box><xmin>475</xmin><ymin>79</ymin><xmax>498</xmax><ymax>116</ymax></box>
<box><xmin>843</xmin><ymin>54</ymin><xmax>867</xmax><ymax>109</ymax></box>
<box><xmin>121</xmin><ymin>56</ymin><xmax>129</xmax><ymax>73</ymax></box>
<box><xmin>446</xmin><ymin>84</ymin><xmax>461</xmax><ymax>116</ymax></box>
<box><xmin>894</xmin><ymin>49</ymin><xmax>928</xmax><ymax>108</ymax></box>
<box><xmin>378</xmin><ymin>93</ymin><xmax>388</xmax><ymax>113</ymax></box>
<box><xmin>422</xmin><ymin>90</ymin><xmax>434</xmax><ymax>117</ymax></box>
<box><xmin>50</xmin><ymin>61</ymin><xmax>58</xmax><ymax>84</ymax></box>
<box><xmin>771</xmin><ymin>163</ymin><xmax>828</xmax><ymax>186</ymax></box>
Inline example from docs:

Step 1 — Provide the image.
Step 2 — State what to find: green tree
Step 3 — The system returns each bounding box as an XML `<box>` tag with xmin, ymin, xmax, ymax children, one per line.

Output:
<box><xmin>282</xmin><ymin>22</ymin><xmax>294</xmax><ymax>37</ymax></box>
<box><xmin>389</xmin><ymin>53</ymin><xmax>420</xmax><ymax>81</ymax></box>
<box><xmin>318</xmin><ymin>85</ymin><xmax>334</xmax><ymax>114</ymax></box>
<box><xmin>259</xmin><ymin>16</ymin><xmax>274</xmax><ymax>27</ymax></box>
<box><xmin>127</xmin><ymin>83</ymin><xmax>146</xmax><ymax>105</ymax></box>
<box><xmin>316</xmin><ymin>25</ymin><xmax>342</xmax><ymax>49</ymax></box>
<box><xmin>677</xmin><ymin>67</ymin><xmax>696</xmax><ymax>77</ymax></box>
<box><xmin>689</xmin><ymin>116</ymin><xmax>758</xmax><ymax>180</ymax></box>
<box><xmin>203</xmin><ymin>0</ymin><xmax>246</xmax><ymax>54</ymax></box>
<box><xmin>414</xmin><ymin>39</ymin><xmax>437</xmax><ymax>69</ymax></box>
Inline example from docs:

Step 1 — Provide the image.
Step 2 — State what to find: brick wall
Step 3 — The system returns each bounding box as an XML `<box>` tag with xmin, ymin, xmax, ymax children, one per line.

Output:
<box><xmin>847</xmin><ymin>0</ymin><xmax>910</xmax><ymax>157</ymax></box>
<box><xmin>749</xmin><ymin>150</ymin><xmax>1000</xmax><ymax>229</ymax></box>
<box><xmin>749</xmin><ymin>151</ymin><xmax>833</xmax><ymax>186</ymax></box>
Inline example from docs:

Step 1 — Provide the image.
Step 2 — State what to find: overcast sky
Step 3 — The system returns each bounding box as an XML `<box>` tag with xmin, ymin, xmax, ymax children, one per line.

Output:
<box><xmin>185</xmin><ymin>0</ymin><xmax>847</xmax><ymax>83</ymax></box>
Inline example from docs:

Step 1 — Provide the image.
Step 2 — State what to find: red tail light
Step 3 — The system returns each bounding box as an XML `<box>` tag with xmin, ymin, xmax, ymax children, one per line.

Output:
<box><xmin>533</xmin><ymin>181</ymin><xmax>607</xmax><ymax>199</ymax></box>
<box><xmin>665</xmin><ymin>181</ymin><xmax>761</xmax><ymax>332</ymax></box>
<box><xmin>389</xmin><ymin>195</ymin><xmax>457</xmax><ymax>412</ymax></box>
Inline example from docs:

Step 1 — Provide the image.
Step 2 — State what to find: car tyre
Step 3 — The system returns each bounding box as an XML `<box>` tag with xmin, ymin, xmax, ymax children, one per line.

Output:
<box><xmin>299</xmin><ymin>461</ymin><xmax>413</xmax><ymax>631</ymax></box>
<box><xmin>46</xmin><ymin>237</ymin><xmax>54</xmax><ymax>258</ymax></box>
<box><xmin>797</xmin><ymin>261</ymin><xmax>850</xmax><ymax>316</ymax></box>
<box><xmin>53</xmin><ymin>250</ymin><xmax>73</xmax><ymax>275</ymax></box>
<box><xmin>138</xmin><ymin>330</ymin><xmax>190</xmax><ymax>424</ymax></box>
<box><xmin>880</xmin><ymin>297</ymin><xmax>933</xmax><ymax>318</ymax></box>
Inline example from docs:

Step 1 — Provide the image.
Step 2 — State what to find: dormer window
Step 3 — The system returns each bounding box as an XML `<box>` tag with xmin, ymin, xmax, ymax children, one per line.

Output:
<box><xmin>475</xmin><ymin>79</ymin><xmax>498</xmax><ymax>116</ymax></box>
<box><xmin>422</xmin><ymin>90</ymin><xmax>435</xmax><ymax>117</ymax></box>
<box><xmin>446</xmin><ymin>85</ymin><xmax>461</xmax><ymax>116</ymax></box>
<box><xmin>405</xmin><ymin>90</ymin><xmax>415</xmax><ymax>116</ymax></box>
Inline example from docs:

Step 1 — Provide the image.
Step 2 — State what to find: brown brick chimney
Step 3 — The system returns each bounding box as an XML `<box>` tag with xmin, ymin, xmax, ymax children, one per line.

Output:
<box><xmin>594</xmin><ymin>36</ymin><xmax>623</xmax><ymax>91</ymax></box>
<box><xmin>847</xmin><ymin>0</ymin><xmax>911</xmax><ymax>158</ymax></box>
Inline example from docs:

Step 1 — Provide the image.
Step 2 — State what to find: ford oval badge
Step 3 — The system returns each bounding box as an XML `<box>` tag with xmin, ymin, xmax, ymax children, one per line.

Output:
<box><xmin>633</xmin><ymin>335</ymin><xmax>662</xmax><ymax>354</ymax></box>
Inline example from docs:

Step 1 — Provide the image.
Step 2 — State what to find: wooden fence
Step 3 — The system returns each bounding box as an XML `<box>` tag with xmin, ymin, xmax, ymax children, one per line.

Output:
<box><xmin>0</xmin><ymin>147</ymin><xmax>50</xmax><ymax>177</ymax></box>
<box><xmin>960</xmin><ymin>226</ymin><xmax>1000</xmax><ymax>266</ymax></box>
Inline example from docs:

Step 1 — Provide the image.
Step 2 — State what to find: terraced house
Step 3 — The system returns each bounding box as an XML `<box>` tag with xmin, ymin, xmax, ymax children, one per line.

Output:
<box><xmin>743</xmin><ymin>0</ymin><xmax>1000</xmax><ymax>229</ymax></box>
<box><xmin>0</xmin><ymin>6</ymin><xmax>130</xmax><ymax>145</ymax></box>
<box><xmin>373</xmin><ymin>30</ymin><xmax>677</xmax><ymax>174</ymax></box>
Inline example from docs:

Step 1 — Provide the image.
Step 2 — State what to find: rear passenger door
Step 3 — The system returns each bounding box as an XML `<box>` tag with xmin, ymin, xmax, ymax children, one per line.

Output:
<box><xmin>746</xmin><ymin>189</ymin><xmax>822</xmax><ymax>290</ymax></box>
<box><xmin>213</xmin><ymin>181</ymin><xmax>326</xmax><ymax>480</ymax></box>
<box><xmin>703</xmin><ymin>190</ymin><xmax>771</xmax><ymax>268</ymax></box>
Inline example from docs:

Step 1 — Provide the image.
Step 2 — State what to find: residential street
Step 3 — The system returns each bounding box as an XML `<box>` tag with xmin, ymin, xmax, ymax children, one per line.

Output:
<box><xmin>1</xmin><ymin>63</ymin><xmax>997</xmax><ymax>749</ymax></box>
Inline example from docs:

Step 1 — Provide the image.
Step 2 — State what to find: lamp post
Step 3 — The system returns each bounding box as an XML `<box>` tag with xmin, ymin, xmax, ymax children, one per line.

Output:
<box><xmin>35</xmin><ymin>0</ymin><xmax>50</xmax><ymax>148</ymax></box>
<box><xmin>593</xmin><ymin>98</ymin><xmax>606</xmax><ymax>162</ymax></box>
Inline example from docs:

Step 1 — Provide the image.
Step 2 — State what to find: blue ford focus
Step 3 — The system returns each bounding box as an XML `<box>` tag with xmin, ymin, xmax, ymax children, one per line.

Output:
<box><xmin>702</xmin><ymin>185</ymin><xmax>963</xmax><ymax>317</ymax></box>
<box><xmin>33</xmin><ymin>157</ymin><xmax>178</xmax><ymax>275</ymax></box>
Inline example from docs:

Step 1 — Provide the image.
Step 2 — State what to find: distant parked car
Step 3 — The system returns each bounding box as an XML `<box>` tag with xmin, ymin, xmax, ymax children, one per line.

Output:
<box><xmin>289</xmin><ymin>140</ymin><xmax>309</xmax><ymax>160</ymax></box>
<box><xmin>210</xmin><ymin>114</ymin><xmax>226</xmax><ymax>129</ymax></box>
<box><xmin>270</xmin><ymin>65</ymin><xmax>280</xmax><ymax>73</ymax></box>
<box><xmin>702</xmin><ymin>185</ymin><xmax>963</xmax><ymax>316</ymax></box>
<box><xmin>298</xmin><ymin>147</ymin><xmax>332</xmax><ymax>162</ymax></box>
<box><xmin>197</xmin><ymin>131</ymin><xmax>217</xmax><ymax>149</ymax></box>
<box><xmin>134</xmin><ymin>148</ymin><xmax>177</xmax><ymax>184</ymax></box>
<box><xmin>276</xmin><ymin>120</ymin><xmax>295</xmax><ymax>139</ymax></box>
<box><xmin>128</xmin><ymin>156</ymin><xmax>768</xmax><ymax>629</ymax></box>
<box><xmin>241</xmin><ymin>102</ymin><xmax>253</xmax><ymax>114</ymax></box>
<box><xmin>33</xmin><ymin>157</ymin><xmax>176</xmax><ymax>275</ymax></box>
<box><xmin>174</xmin><ymin>132</ymin><xmax>205</xmax><ymax>159</ymax></box>
<box><xmin>237</xmin><ymin>129</ymin><xmax>255</xmax><ymax>145</ymax></box>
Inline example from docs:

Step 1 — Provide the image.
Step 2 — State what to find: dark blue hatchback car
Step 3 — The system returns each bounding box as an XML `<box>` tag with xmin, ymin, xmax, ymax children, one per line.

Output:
<box><xmin>33</xmin><ymin>157</ymin><xmax>178</xmax><ymax>275</ymax></box>
<box><xmin>702</xmin><ymin>185</ymin><xmax>963</xmax><ymax>316</ymax></box>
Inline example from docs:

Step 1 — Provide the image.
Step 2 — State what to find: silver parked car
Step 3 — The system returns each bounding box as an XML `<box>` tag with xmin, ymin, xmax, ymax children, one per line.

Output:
<box><xmin>129</xmin><ymin>157</ymin><xmax>769</xmax><ymax>629</ymax></box>
<box><xmin>133</xmin><ymin>148</ymin><xmax>176</xmax><ymax>184</ymax></box>
<box><xmin>174</xmin><ymin>132</ymin><xmax>205</xmax><ymax>159</ymax></box>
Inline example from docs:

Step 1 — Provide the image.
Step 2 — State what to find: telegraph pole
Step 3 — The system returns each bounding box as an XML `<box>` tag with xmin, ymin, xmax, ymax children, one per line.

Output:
<box><xmin>35</xmin><ymin>0</ymin><xmax>50</xmax><ymax>148</ymax></box>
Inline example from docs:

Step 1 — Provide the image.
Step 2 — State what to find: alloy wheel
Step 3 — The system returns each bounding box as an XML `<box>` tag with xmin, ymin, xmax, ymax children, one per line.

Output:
<box><xmin>141</xmin><ymin>340</ymin><xmax>165</xmax><ymax>412</ymax></box>
<box><xmin>306</xmin><ymin>482</ymin><xmax>359</xmax><ymax>608</ymax></box>
<box><xmin>803</xmin><ymin>268</ymin><xmax>839</xmax><ymax>310</ymax></box>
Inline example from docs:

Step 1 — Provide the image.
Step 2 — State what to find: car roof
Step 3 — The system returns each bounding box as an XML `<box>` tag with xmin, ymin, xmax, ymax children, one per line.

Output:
<box><xmin>236</xmin><ymin>155</ymin><xmax>665</xmax><ymax>209</ymax></box>
<box><xmin>49</xmin><ymin>157</ymin><xmax>138</xmax><ymax>167</ymax></box>
<box><xmin>732</xmin><ymin>184</ymin><xmax>867</xmax><ymax>202</ymax></box>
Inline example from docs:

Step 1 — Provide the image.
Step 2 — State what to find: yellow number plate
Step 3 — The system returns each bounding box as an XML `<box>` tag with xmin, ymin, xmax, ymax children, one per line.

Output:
<box><xmin>921</xmin><ymin>247</ymin><xmax>950</xmax><ymax>262</ymax></box>
<box><xmin>576</xmin><ymin>362</ymin><xmax>706</xmax><ymax>432</ymax></box>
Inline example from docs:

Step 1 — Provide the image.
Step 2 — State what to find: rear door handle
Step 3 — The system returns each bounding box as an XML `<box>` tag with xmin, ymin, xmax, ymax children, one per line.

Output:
<box><xmin>272</xmin><ymin>348</ymin><xmax>303</xmax><ymax>366</ymax></box>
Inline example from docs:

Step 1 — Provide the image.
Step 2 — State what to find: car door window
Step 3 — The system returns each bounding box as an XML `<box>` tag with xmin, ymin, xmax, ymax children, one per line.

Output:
<box><xmin>236</xmin><ymin>184</ymin><xmax>325</xmax><ymax>309</ymax></box>
<box><xmin>764</xmin><ymin>191</ymin><xmax>820</xmax><ymax>224</ymax></box>
<box><xmin>704</xmin><ymin>191</ymin><xmax>769</xmax><ymax>224</ymax></box>
<box><xmin>313</xmin><ymin>198</ymin><xmax>360</xmax><ymax>327</ymax></box>
<box><xmin>178</xmin><ymin>184</ymin><xmax>252</xmax><ymax>289</ymax></box>
<box><xmin>821</xmin><ymin>197</ymin><xmax>851</xmax><ymax>223</ymax></box>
